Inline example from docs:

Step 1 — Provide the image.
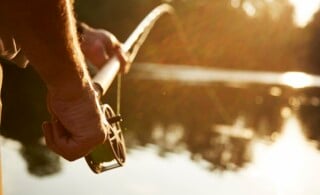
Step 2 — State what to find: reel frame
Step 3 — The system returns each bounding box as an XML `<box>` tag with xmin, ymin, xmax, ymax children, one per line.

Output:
<box><xmin>85</xmin><ymin>104</ymin><xmax>126</xmax><ymax>173</ymax></box>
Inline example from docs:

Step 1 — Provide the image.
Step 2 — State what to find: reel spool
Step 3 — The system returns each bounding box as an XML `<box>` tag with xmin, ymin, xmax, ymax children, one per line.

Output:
<box><xmin>85</xmin><ymin>104</ymin><xmax>126</xmax><ymax>173</ymax></box>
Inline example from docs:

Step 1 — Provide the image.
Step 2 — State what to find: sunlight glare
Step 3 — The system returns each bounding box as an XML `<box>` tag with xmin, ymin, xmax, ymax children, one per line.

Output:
<box><xmin>251</xmin><ymin>117</ymin><xmax>319</xmax><ymax>195</ymax></box>
<box><xmin>280</xmin><ymin>72</ymin><xmax>313</xmax><ymax>88</ymax></box>
<box><xmin>242</xmin><ymin>2</ymin><xmax>256</xmax><ymax>17</ymax></box>
<box><xmin>288</xmin><ymin>0</ymin><xmax>320</xmax><ymax>27</ymax></box>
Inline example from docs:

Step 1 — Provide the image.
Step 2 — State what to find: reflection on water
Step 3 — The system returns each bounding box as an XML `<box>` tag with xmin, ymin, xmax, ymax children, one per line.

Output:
<box><xmin>132</xmin><ymin>63</ymin><xmax>320</xmax><ymax>88</ymax></box>
<box><xmin>3</xmin><ymin>63</ymin><xmax>320</xmax><ymax>194</ymax></box>
<box><xmin>250</xmin><ymin>117</ymin><xmax>319</xmax><ymax>195</ymax></box>
<box><xmin>281</xmin><ymin>72</ymin><xmax>314</xmax><ymax>88</ymax></box>
<box><xmin>3</xmin><ymin>116</ymin><xmax>320</xmax><ymax>195</ymax></box>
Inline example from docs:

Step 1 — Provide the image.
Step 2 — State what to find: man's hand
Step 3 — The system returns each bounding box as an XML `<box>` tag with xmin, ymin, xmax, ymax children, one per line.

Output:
<box><xmin>41</xmin><ymin>23</ymin><xmax>130</xmax><ymax>161</ymax></box>
<box><xmin>79</xmin><ymin>23</ymin><xmax>130</xmax><ymax>73</ymax></box>
<box><xmin>42</xmin><ymin>84</ymin><xmax>108</xmax><ymax>161</ymax></box>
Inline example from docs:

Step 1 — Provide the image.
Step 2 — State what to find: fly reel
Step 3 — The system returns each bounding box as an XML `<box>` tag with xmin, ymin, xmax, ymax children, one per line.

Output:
<box><xmin>85</xmin><ymin>104</ymin><xmax>126</xmax><ymax>173</ymax></box>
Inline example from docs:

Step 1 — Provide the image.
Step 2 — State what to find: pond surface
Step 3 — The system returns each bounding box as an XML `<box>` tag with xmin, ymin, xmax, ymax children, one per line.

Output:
<box><xmin>2</xmin><ymin>63</ymin><xmax>320</xmax><ymax>195</ymax></box>
<box><xmin>3</xmin><ymin>116</ymin><xmax>320</xmax><ymax>195</ymax></box>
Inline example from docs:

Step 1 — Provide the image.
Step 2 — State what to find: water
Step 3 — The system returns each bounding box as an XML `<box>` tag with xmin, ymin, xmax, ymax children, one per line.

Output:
<box><xmin>131</xmin><ymin>63</ymin><xmax>320</xmax><ymax>88</ymax></box>
<box><xmin>2</xmin><ymin>116</ymin><xmax>320</xmax><ymax>195</ymax></box>
<box><xmin>2</xmin><ymin>63</ymin><xmax>320</xmax><ymax>195</ymax></box>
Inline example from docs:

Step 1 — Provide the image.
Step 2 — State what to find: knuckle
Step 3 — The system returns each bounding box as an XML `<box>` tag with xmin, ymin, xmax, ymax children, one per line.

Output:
<box><xmin>84</xmin><ymin>129</ymin><xmax>106</xmax><ymax>146</ymax></box>
<box><xmin>64</xmin><ymin>155</ymin><xmax>78</xmax><ymax>161</ymax></box>
<box><xmin>91</xmin><ymin>41</ymin><xmax>104</xmax><ymax>53</ymax></box>
<box><xmin>89</xmin><ymin>129</ymin><xmax>106</xmax><ymax>144</ymax></box>
<box><xmin>61</xmin><ymin>150</ymin><xmax>83</xmax><ymax>161</ymax></box>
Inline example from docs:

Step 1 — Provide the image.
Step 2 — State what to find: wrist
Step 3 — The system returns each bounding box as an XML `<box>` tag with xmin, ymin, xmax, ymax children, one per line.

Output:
<box><xmin>47</xmin><ymin>73</ymin><xmax>95</xmax><ymax>101</ymax></box>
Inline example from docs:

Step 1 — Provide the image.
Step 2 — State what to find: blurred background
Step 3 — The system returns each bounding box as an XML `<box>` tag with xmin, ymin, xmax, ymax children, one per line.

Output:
<box><xmin>3</xmin><ymin>0</ymin><xmax>320</xmax><ymax>194</ymax></box>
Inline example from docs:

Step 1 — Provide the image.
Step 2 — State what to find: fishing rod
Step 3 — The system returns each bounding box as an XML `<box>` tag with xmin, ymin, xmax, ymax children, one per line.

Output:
<box><xmin>85</xmin><ymin>3</ymin><xmax>174</xmax><ymax>173</ymax></box>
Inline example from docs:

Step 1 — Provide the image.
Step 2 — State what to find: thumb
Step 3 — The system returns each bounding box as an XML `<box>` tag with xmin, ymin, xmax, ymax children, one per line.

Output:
<box><xmin>42</xmin><ymin>121</ymin><xmax>62</xmax><ymax>155</ymax></box>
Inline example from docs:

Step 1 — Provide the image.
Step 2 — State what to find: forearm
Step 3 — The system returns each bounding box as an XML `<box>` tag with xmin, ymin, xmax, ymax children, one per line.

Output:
<box><xmin>0</xmin><ymin>0</ymin><xmax>90</xmax><ymax>99</ymax></box>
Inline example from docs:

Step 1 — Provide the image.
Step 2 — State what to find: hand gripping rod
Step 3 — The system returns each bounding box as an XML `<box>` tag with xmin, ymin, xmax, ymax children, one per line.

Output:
<box><xmin>92</xmin><ymin>3</ymin><xmax>174</xmax><ymax>96</ymax></box>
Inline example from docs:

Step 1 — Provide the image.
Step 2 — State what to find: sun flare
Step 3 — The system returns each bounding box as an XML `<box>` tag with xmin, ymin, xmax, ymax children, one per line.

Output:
<box><xmin>280</xmin><ymin>72</ymin><xmax>313</xmax><ymax>88</ymax></box>
<box><xmin>251</xmin><ymin>117</ymin><xmax>319</xmax><ymax>194</ymax></box>
<box><xmin>289</xmin><ymin>0</ymin><xmax>320</xmax><ymax>27</ymax></box>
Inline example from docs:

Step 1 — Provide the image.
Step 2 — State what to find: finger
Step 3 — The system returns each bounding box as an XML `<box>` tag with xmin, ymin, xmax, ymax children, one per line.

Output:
<box><xmin>102</xmin><ymin>31</ymin><xmax>124</xmax><ymax>59</ymax></box>
<box><xmin>46</xmin><ymin>93</ymin><xmax>53</xmax><ymax>115</ymax></box>
<box><xmin>88</xmin><ymin>41</ymin><xmax>110</xmax><ymax>68</ymax></box>
<box><xmin>50</xmin><ymin>120</ymin><xmax>89</xmax><ymax>161</ymax></box>
<box><xmin>102</xmin><ymin>31</ymin><xmax>119</xmax><ymax>51</ymax></box>
<box><xmin>42</xmin><ymin>121</ymin><xmax>63</xmax><ymax>155</ymax></box>
<box><xmin>43</xmin><ymin>119</ymin><xmax>77</xmax><ymax>160</ymax></box>
<box><xmin>104</xmin><ymin>39</ymin><xmax>129</xmax><ymax>73</ymax></box>
<box><xmin>115</xmin><ymin>46</ymin><xmax>130</xmax><ymax>74</ymax></box>
<box><xmin>50</xmin><ymin>120</ymin><xmax>77</xmax><ymax>160</ymax></box>
<box><xmin>47</xmin><ymin>95</ymin><xmax>71</xmax><ymax>140</ymax></box>
<box><xmin>53</xmin><ymin>119</ymin><xmax>71</xmax><ymax>138</ymax></box>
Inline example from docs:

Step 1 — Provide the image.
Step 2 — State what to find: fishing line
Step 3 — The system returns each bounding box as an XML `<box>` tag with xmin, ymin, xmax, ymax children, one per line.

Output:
<box><xmin>116</xmin><ymin>74</ymin><xmax>121</xmax><ymax>115</ymax></box>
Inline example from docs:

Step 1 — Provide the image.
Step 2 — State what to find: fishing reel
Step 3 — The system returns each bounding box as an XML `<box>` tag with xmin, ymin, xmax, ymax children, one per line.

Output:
<box><xmin>85</xmin><ymin>104</ymin><xmax>126</xmax><ymax>173</ymax></box>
